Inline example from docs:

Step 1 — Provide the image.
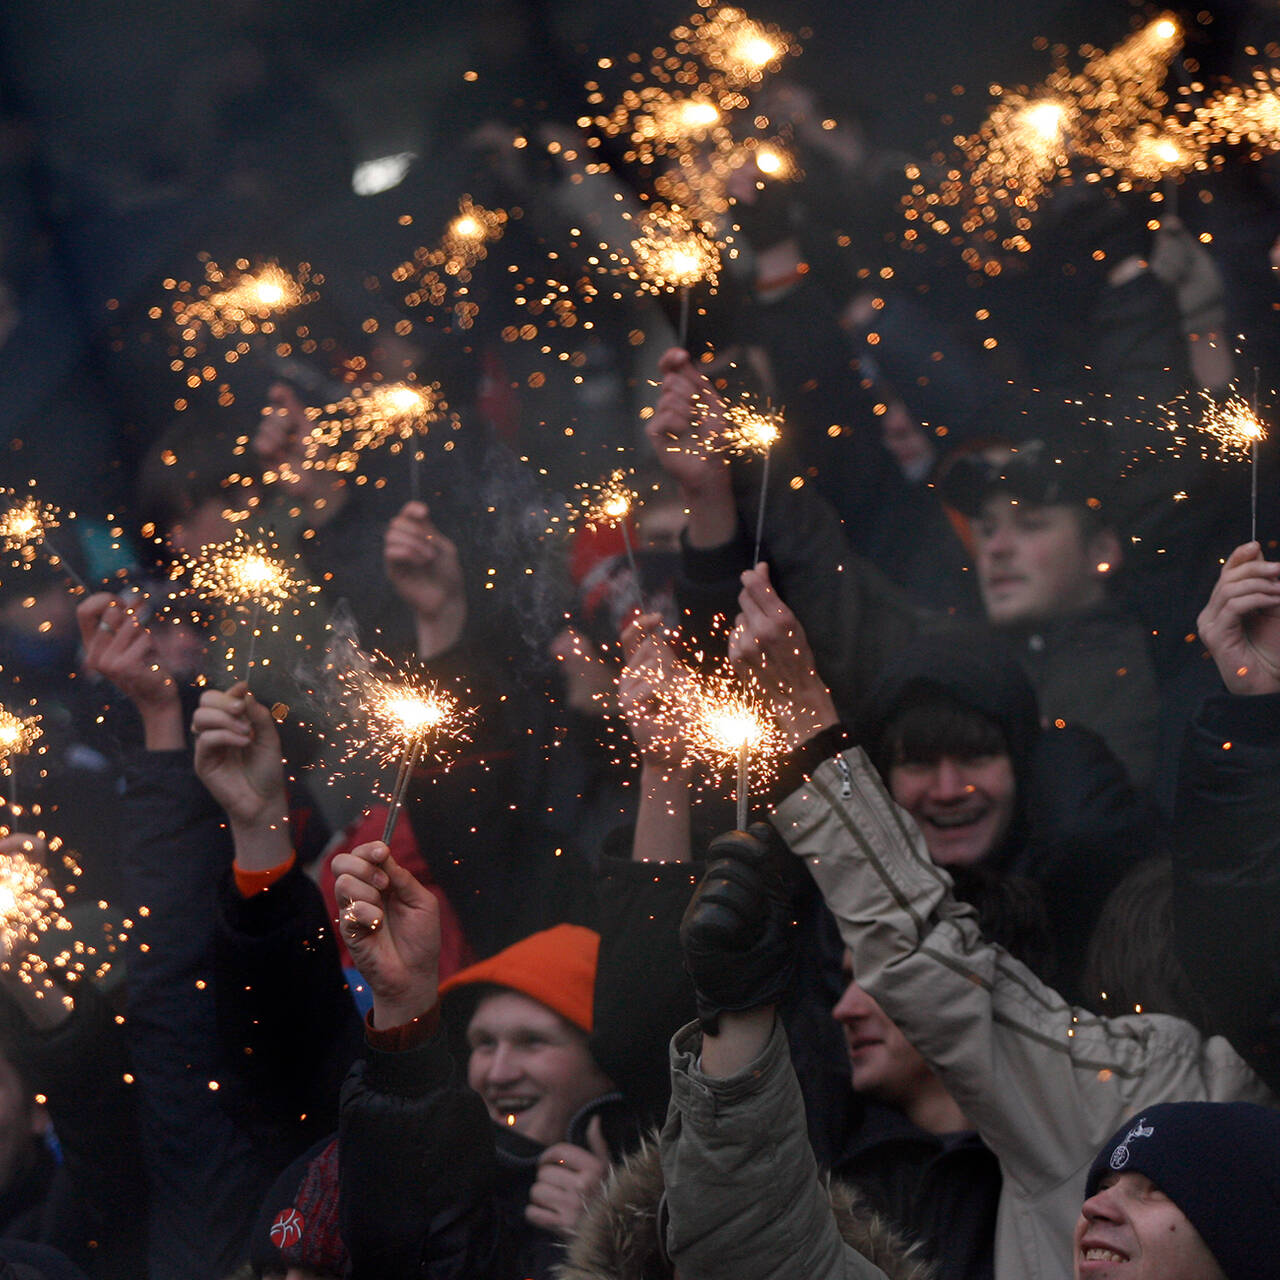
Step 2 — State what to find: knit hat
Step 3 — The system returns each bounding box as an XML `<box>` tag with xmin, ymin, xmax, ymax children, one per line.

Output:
<box><xmin>439</xmin><ymin>923</ymin><xmax>599</xmax><ymax>1033</ymax></box>
<box><xmin>1084</xmin><ymin>1101</ymin><xmax>1280</xmax><ymax>1280</ymax></box>
<box><xmin>249</xmin><ymin>1137</ymin><xmax>346</xmax><ymax>1278</ymax></box>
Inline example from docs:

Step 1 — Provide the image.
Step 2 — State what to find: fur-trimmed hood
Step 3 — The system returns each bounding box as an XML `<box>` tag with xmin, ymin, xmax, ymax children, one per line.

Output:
<box><xmin>556</xmin><ymin>1138</ymin><xmax>935</xmax><ymax>1280</ymax></box>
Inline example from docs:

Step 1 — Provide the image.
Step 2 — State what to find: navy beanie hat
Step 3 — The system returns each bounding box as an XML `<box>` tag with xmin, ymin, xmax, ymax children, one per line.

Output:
<box><xmin>1085</xmin><ymin>1101</ymin><xmax>1280</xmax><ymax>1280</ymax></box>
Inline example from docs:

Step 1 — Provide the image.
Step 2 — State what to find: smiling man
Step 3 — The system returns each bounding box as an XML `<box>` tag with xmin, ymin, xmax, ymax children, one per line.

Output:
<box><xmin>941</xmin><ymin>436</ymin><xmax>1160</xmax><ymax>791</ymax></box>
<box><xmin>1076</xmin><ymin>1102</ymin><xmax>1280</xmax><ymax>1280</ymax></box>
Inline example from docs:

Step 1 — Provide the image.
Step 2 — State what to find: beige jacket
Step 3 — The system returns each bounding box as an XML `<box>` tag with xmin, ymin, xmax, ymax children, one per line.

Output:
<box><xmin>773</xmin><ymin>746</ymin><xmax>1277</xmax><ymax>1280</ymax></box>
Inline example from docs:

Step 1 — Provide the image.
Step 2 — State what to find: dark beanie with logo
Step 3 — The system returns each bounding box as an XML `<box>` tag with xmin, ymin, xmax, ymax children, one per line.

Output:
<box><xmin>1085</xmin><ymin>1101</ymin><xmax>1280</xmax><ymax>1280</ymax></box>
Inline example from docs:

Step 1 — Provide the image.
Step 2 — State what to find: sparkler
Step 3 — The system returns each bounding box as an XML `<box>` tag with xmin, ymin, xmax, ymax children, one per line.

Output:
<box><xmin>0</xmin><ymin>494</ymin><xmax>88</xmax><ymax>594</ymax></box>
<box><xmin>336</xmin><ymin>662</ymin><xmax>471</xmax><ymax>845</ymax></box>
<box><xmin>0</xmin><ymin>707</ymin><xmax>41</xmax><ymax>811</ymax></box>
<box><xmin>311</xmin><ymin>381</ymin><xmax>441</xmax><ymax>497</ymax></box>
<box><xmin>578</xmin><ymin>470</ymin><xmax>645</xmax><ymax>611</ymax></box>
<box><xmin>171</xmin><ymin>261</ymin><xmax>315</xmax><ymax>340</ymax></box>
<box><xmin>441</xmin><ymin>198</ymin><xmax>507</xmax><ymax>270</ymax></box>
<box><xmin>1161</xmin><ymin>386</ymin><xmax>1268</xmax><ymax>540</ymax></box>
<box><xmin>685</xmin><ymin>6</ymin><xmax>792</xmax><ymax>87</ymax></box>
<box><xmin>685</xmin><ymin>672</ymin><xmax>789</xmax><ymax>828</ymax></box>
<box><xmin>719</xmin><ymin>399</ymin><xmax>785</xmax><ymax>566</ymax></box>
<box><xmin>626</xmin><ymin>210</ymin><xmax>721</xmax><ymax>346</ymax></box>
<box><xmin>177</xmin><ymin>534</ymin><xmax>311</xmax><ymax>680</ymax></box>
<box><xmin>907</xmin><ymin>14</ymin><xmax>1185</xmax><ymax>264</ymax></box>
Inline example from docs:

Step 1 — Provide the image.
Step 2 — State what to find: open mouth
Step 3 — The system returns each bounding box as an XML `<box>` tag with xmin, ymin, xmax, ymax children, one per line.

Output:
<box><xmin>923</xmin><ymin>808</ymin><xmax>988</xmax><ymax>830</ymax></box>
<box><xmin>492</xmin><ymin>1096</ymin><xmax>537</xmax><ymax>1119</ymax></box>
<box><xmin>1080</xmin><ymin>1244</ymin><xmax>1129</xmax><ymax>1265</ymax></box>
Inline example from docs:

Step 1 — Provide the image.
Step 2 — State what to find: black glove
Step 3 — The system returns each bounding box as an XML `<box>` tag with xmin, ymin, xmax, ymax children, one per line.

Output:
<box><xmin>679</xmin><ymin>823</ymin><xmax>798</xmax><ymax>1034</ymax></box>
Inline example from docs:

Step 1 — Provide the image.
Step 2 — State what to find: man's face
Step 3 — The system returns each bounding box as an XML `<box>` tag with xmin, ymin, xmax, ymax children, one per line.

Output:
<box><xmin>832</xmin><ymin>961</ymin><xmax>936</xmax><ymax>1107</ymax></box>
<box><xmin>466</xmin><ymin>990</ymin><xmax>614</xmax><ymax>1147</ymax></box>
<box><xmin>1074</xmin><ymin>1172</ymin><xmax>1226</xmax><ymax>1280</ymax></box>
<box><xmin>974</xmin><ymin>496</ymin><xmax>1115</xmax><ymax>626</ymax></box>
<box><xmin>888</xmin><ymin>751</ymin><xmax>1016</xmax><ymax>866</ymax></box>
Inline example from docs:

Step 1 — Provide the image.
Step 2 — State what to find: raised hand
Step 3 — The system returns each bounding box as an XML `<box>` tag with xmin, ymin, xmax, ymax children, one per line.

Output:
<box><xmin>646</xmin><ymin>348</ymin><xmax>736</xmax><ymax>547</ymax></box>
<box><xmin>1198</xmin><ymin>541</ymin><xmax>1280</xmax><ymax>695</ymax></box>
<box><xmin>618</xmin><ymin>612</ymin><xmax>695</xmax><ymax>766</ymax></box>
<box><xmin>525</xmin><ymin>1114</ymin><xmax>611</xmax><ymax>1238</ymax></box>
<box><xmin>332</xmin><ymin>840</ymin><xmax>441</xmax><ymax>1030</ymax></box>
<box><xmin>383</xmin><ymin>501</ymin><xmax>467</xmax><ymax>659</ymax></box>
<box><xmin>730</xmin><ymin>564</ymin><xmax>838</xmax><ymax>746</ymax></box>
<box><xmin>78</xmin><ymin>592</ymin><xmax>184</xmax><ymax>749</ymax></box>
<box><xmin>191</xmin><ymin>682</ymin><xmax>288</xmax><ymax>833</ymax></box>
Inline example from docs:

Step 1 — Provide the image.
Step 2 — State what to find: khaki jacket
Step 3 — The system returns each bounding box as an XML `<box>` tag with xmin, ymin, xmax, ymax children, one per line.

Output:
<box><xmin>657</xmin><ymin>1017</ymin><xmax>928</xmax><ymax>1280</ymax></box>
<box><xmin>773</xmin><ymin>746</ymin><xmax>1277</xmax><ymax>1280</ymax></box>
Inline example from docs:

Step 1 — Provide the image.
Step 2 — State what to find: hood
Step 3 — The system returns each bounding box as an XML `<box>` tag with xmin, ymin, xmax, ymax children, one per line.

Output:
<box><xmin>556</xmin><ymin>1138</ymin><xmax>935</xmax><ymax>1280</ymax></box>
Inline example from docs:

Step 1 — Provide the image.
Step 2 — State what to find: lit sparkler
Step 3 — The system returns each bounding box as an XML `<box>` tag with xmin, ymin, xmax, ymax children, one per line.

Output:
<box><xmin>311</xmin><ymin>381</ymin><xmax>441</xmax><ymax>496</ymax></box>
<box><xmin>685</xmin><ymin>672</ymin><xmax>789</xmax><ymax>828</ymax></box>
<box><xmin>719</xmin><ymin>398</ymin><xmax>785</xmax><ymax>566</ymax></box>
<box><xmin>687</xmin><ymin>6</ymin><xmax>792</xmax><ymax>87</ymax></box>
<box><xmin>171</xmin><ymin>261</ymin><xmax>315</xmax><ymax>340</ymax></box>
<box><xmin>626</xmin><ymin>210</ymin><xmax>721</xmax><ymax>345</ymax></box>
<box><xmin>578</xmin><ymin>470</ymin><xmax>645</xmax><ymax>610</ymax></box>
<box><xmin>0</xmin><ymin>707</ymin><xmax>41</xmax><ymax>810</ymax></box>
<box><xmin>336</xmin><ymin>660</ymin><xmax>472</xmax><ymax>845</ymax></box>
<box><xmin>1162</xmin><ymin>387</ymin><xmax>1269</xmax><ymax>539</ymax></box>
<box><xmin>907</xmin><ymin>14</ymin><xmax>1185</xmax><ymax>264</ymax></box>
<box><xmin>0</xmin><ymin>492</ymin><xmax>88</xmax><ymax>594</ymax></box>
<box><xmin>0</xmin><ymin>849</ymin><xmax>63</xmax><ymax>957</ymax></box>
<box><xmin>177</xmin><ymin>534</ymin><xmax>311</xmax><ymax>679</ymax></box>
<box><xmin>441</xmin><ymin>198</ymin><xmax>508</xmax><ymax>269</ymax></box>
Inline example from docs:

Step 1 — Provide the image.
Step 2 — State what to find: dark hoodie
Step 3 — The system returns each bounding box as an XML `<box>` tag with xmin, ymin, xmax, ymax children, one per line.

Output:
<box><xmin>858</xmin><ymin>625</ymin><xmax>1159</xmax><ymax>996</ymax></box>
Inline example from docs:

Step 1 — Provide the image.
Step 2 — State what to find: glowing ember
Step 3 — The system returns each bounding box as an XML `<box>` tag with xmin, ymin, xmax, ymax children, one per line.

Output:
<box><xmin>0</xmin><ymin>851</ymin><xmax>62</xmax><ymax>954</ymax></box>
<box><xmin>689</xmin><ymin>6</ymin><xmax>792</xmax><ymax>86</ymax></box>
<box><xmin>171</xmin><ymin>261</ymin><xmax>315</xmax><ymax>340</ymax></box>
<box><xmin>719</xmin><ymin>399</ymin><xmax>785</xmax><ymax>456</ymax></box>
<box><xmin>577</xmin><ymin>470</ymin><xmax>639</xmax><ymax>531</ymax></box>
<box><xmin>440</xmin><ymin>198</ymin><xmax>508</xmax><ymax>267</ymax></box>
<box><xmin>0</xmin><ymin>708</ymin><xmax>41</xmax><ymax>774</ymax></box>
<box><xmin>335</xmin><ymin>658</ymin><xmax>472</xmax><ymax>775</ymax></box>
<box><xmin>0</xmin><ymin>497</ymin><xmax>58</xmax><ymax>554</ymax></box>
<box><xmin>1162</xmin><ymin>389</ymin><xmax>1268</xmax><ymax>463</ymax></box>
<box><xmin>627</xmin><ymin>210</ymin><xmax>721</xmax><ymax>294</ymax></box>
<box><xmin>178</xmin><ymin>534</ymin><xmax>309</xmax><ymax>614</ymax></box>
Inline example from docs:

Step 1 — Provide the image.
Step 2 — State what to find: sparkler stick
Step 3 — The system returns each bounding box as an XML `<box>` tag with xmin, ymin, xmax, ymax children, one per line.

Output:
<box><xmin>715</xmin><ymin>398</ymin><xmax>785</xmax><ymax>566</ymax></box>
<box><xmin>735</xmin><ymin>739</ymin><xmax>750</xmax><ymax>830</ymax></box>
<box><xmin>580</xmin><ymin>470</ymin><xmax>646</xmax><ymax>611</ymax></box>
<box><xmin>1160</xmin><ymin>384</ymin><xmax>1268</xmax><ymax>540</ymax></box>
<box><xmin>177</xmin><ymin>534</ymin><xmax>310</xmax><ymax>683</ymax></box>
<box><xmin>381</xmin><ymin>737</ymin><xmax>424</xmax><ymax>845</ymax></box>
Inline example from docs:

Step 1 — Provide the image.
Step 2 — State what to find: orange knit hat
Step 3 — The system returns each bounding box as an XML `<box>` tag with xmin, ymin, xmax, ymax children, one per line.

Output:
<box><xmin>438</xmin><ymin>923</ymin><xmax>600</xmax><ymax>1033</ymax></box>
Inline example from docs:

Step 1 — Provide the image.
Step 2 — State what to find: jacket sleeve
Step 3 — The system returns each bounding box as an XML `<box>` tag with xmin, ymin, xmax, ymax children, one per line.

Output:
<box><xmin>2</xmin><ymin>980</ymin><xmax>146</xmax><ymax>1276</ymax></box>
<box><xmin>339</xmin><ymin>1028</ymin><xmax>499</xmax><ymax>1280</ymax></box>
<box><xmin>662</xmin><ymin>1018</ymin><xmax>889</xmax><ymax>1280</ymax></box>
<box><xmin>588</xmin><ymin>832</ymin><xmax>700</xmax><ymax>1130</ymax></box>
<box><xmin>215</xmin><ymin>864</ymin><xmax>365</xmax><ymax>1147</ymax></box>
<box><xmin>1172</xmin><ymin>691</ymin><xmax>1280</xmax><ymax>1088</ymax></box>
<box><xmin>771</xmin><ymin>747</ymin><xmax>1275</xmax><ymax>1201</ymax></box>
<box><xmin>117</xmin><ymin>747</ymin><xmax>272</xmax><ymax>1280</ymax></box>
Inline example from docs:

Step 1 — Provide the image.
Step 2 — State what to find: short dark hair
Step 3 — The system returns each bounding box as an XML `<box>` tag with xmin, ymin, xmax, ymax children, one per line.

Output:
<box><xmin>1081</xmin><ymin>857</ymin><xmax>1215</xmax><ymax>1033</ymax></box>
<box><xmin>874</xmin><ymin>684</ymin><xmax>1009</xmax><ymax>778</ymax></box>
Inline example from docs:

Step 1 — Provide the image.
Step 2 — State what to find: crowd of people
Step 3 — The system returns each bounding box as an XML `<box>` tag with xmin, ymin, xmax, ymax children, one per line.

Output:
<box><xmin>2</xmin><ymin>14</ymin><xmax>1280</xmax><ymax>1279</ymax></box>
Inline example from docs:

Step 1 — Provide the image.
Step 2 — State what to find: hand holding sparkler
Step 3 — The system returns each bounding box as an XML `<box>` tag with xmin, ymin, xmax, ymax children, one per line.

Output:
<box><xmin>647</xmin><ymin>348</ymin><xmax>736</xmax><ymax>547</ymax></box>
<box><xmin>1197</xmin><ymin>542</ymin><xmax>1280</xmax><ymax>696</ymax></box>
<box><xmin>383</xmin><ymin>502</ymin><xmax>467</xmax><ymax>661</ymax></box>
<box><xmin>730</xmin><ymin>564</ymin><xmax>839</xmax><ymax>748</ymax></box>
<box><xmin>191</xmin><ymin>683</ymin><xmax>291</xmax><ymax>863</ymax></box>
<box><xmin>78</xmin><ymin>592</ymin><xmax>183</xmax><ymax>751</ymax></box>
<box><xmin>332</xmin><ymin>840</ymin><xmax>441</xmax><ymax>1030</ymax></box>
